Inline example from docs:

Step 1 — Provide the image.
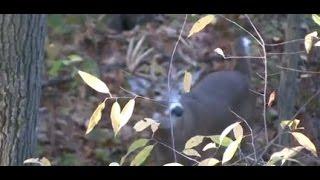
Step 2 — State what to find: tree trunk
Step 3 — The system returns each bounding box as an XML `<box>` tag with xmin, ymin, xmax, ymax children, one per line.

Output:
<box><xmin>278</xmin><ymin>14</ymin><xmax>304</xmax><ymax>145</ymax></box>
<box><xmin>0</xmin><ymin>14</ymin><xmax>46</xmax><ymax>165</ymax></box>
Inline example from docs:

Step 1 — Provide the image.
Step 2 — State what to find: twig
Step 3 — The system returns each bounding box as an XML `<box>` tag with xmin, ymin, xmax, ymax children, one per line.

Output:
<box><xmin>167</xmin><ymin>14</ymin><xmax>188</xmax><ymax>162</ymax></box>
<box><xmin>229</xmin><ymin>109</ymin><xmax>257</xmax><ymax>164</ymax></box>
<box><xmin>292</xmin><ymin>89</ymin><xmax>320</xmax><ymax>119</ymax></box>
<box><xmin>224</xmin><ymin>55</ymin><xmax>264</xmax><ymax>59</ymax></box>
<box><xmin>265</xmin><ymin>38</ymin><xmax>305</xmax><ymax>46</ymax></box>
<box><xmin>276</xmin><ymin>65</ymin><xmax>320</xmax><ymax>74</ymax></box>
<box><xmin>245</xmin><ymin>14</ymin><xmax>269</xmax><ymax>144</ymax></box>
<box><xmin>217</xmin><ymin>14</ymin><xmax>263</xmax><ymax>47</ymax></box>
<box><xmin>152</xmin><ymin>138</ymin><xmax>200</xmax><ymax>164</ymax></box>
<box><xmin>267</xmin><ymin>51</ymin><xmax>305</xmax><ymax>55</ymax></box>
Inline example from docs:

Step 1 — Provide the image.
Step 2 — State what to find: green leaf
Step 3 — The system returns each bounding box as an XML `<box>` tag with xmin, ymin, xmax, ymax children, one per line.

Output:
<box><xmin>312</xmin><ymin>14</ymin><xmax>320</xmax><ymax>26</ymax></box>
<box><xmin>120</xmin><ymin>138</ymin><xmax>150</xmax><ymax>165</ymax></box>
<box><xmin>130</xmin><ymin>145</ymin><xmax>154</xmax><ymax>166</ymax></box>
<box><xmin>209</xmin><ymin>135</ymin><xmax>233</xmax><ymax>147</ymax></box>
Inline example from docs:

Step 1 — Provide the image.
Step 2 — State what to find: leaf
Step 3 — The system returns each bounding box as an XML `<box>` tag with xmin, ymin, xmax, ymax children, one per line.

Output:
<box><xmin>163</xmin><ymin>163</ymin><xmax>183</xmax><ymax>166</ymax></box>
<box><xmin>133</xmin><ymin>120</ymin><xmax>151</xmax><ymax>132</ymax></box>
<box><xmin>145</xmin><ymin>118</ymin><xmax>160</xmax><ymax>133</ymax></box>
<box><xmin>315</xmin><ymin>41</ymin><xmax>320</xmax><ymax>46</ymax></box>
<box><xmin>188</xmin><ymin>15</ymin><xmax>216</xmax><ymax>38</ymax></box>
<box><xmin>183</xmin><ymin>71</ymin><xmax>192</xmax><ymax>93</ymax></box>
<box><xmin>222</xmin><ymin>139</ymin><xmax>241</xmax><ymax>164</ymax></box>
<box><xmin>280</xmin><ymin>119</ymin><xmax>301</xmax><ymax>131</ymax></box>
<box><xmin>291</xmin><ymin>132</ymin><xmax>317</xmax><ymax>157</ymax></box>
<box><xmin>183</xmin><ymin>149</ymin><xmax>201</xmax><ymax>157</ymax></box>
<box><xmin>202</xmin><ymin>142</ymin><xmax>217</xmax><ymax>151</ymax></box>
<box><xmin>40</xmin><ymin>157</ymin><xmax>52</xmax><ymax>166</ymax></box>
<box><xmin>233</xmin><ymin>123</ymin><xmax>243</xmax><ymax>141</ymax></box>
<box><xmin>209</xmin><ymin>135</ymin><xmax>233</xmax><ymax>147</ymax></box>
<box><xmin>109</xmin><ymin>162</ymin><xmax>120</xmax><ymax>166</ymax></box>
<box><xmin>24</xmin><ymin>158</ymin><xmax>41</xmax><ymax>165</ymax></box>
<box><xmin>24</xmin><ymin>157</ymin><xmax>51</xmax><ymax>166</ymax></box>
<box><xmin>214</xmin><ymin>48</ymin><xmax>225</xmax><ymax>58</ymax></box>
<box><xmin>184</xmin><ymin>135</ymin><xmax>205</xmax><ymax>149</ymax></box>
<box><xmin>119</xmin><ymin>99</ymin><xmax>135</xmax><ymax>127</ymax></box>
<box><xmin>130</xmin><ymin>145</ymin><xmax>154</xmax><ymax>166</ymax></box>
<box><xmin>220</xmin><ymin>122</ymin><xmax>241</xmax><ymax>145</ymax></box>
<box><xmin>110</xmin><ymin>101</ymin><xmax>122</xmax><ymax>136</ymax></box>
<box><xmin>312</xmin><ymin>14</ymin><xmax>320</xmax><ymax>26</ymax></box>
<box><xmin>68</xmin><ymin>54</ymin><xmax>83</xmax><ymax>62</ymax></box>
<box><xmin>267</xmin><ymin>91</ymin><xmax>276</xmax><ymax>107</ymax></box>
<box><xmin>86</xmin><ymin>101</ymin><xmax>105</xmax><ymax>135</ymax></box>
<box><xmin>304</xmin><ymin>31</ymin><xmax>318</xmax><ymax>54</ymax></box>
<box><xmin>198</xmin><ymin>158</ymin><xmax>220</xmax><ymax>166</ymax></box>
<box><xmin>111</xmin><ymin>99</ymin><xmax>136</xmax><ymax>136</ymax></box>
<box><xmin>78</xmin><ymin>70</ymin><xmax>110</xmax><ymax>94</ymax></box>
<box><xmin>267</xmin><ymin>146</ymin><xmax>304</xmax><ymax>165</ymax></box>
<box><xmin>120</xmin><ymin>138</ymin><xmax>150</xmax><ymax>165</ymax></box>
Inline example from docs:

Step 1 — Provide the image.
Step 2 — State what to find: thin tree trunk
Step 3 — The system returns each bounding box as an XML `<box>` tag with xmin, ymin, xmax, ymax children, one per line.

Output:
<box><xmin>278</xmin><ymin>14</ymin><xmax>304</xmax><ymax>145</ymax></box>
<box><xmin>0</xmin><ymin>14</ymin><xmax>46</xmax><ymax>165</ymax></box>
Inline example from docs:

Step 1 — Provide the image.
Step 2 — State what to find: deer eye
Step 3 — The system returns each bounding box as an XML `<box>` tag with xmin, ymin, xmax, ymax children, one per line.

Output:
<box><xmin>171</xmin><ymin>106</ymin><xmax>184</xmax><ymax>117</ymax></box>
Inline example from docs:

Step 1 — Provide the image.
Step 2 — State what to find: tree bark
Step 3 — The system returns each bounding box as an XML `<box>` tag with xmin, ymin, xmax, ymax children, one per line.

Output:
<box><xmin>0</xmin><ymin>14</ymin><xmax>46</xmax><ymax>165</ymax></box>
<box><xmin>278</xmin><ymin>14</ymin><xmax>304</xmax><ymax>145</ymax></box>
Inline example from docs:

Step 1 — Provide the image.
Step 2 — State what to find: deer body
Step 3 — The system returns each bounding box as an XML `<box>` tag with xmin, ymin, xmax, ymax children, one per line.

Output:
<box><xmin>153</xmin><ymin>37</ymin><xmax>255</xmax><ymax>165</ymax></box>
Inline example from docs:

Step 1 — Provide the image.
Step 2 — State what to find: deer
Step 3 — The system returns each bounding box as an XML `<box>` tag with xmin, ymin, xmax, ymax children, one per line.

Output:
<box><xmin>153</xmin><ymin>36</ymin><xmax>256</xmax><ymax>165</ymax></box>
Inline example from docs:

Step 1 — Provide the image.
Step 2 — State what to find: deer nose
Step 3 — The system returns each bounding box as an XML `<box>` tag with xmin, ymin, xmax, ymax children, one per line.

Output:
<box><xmin>171</xmin><ymin>106</ymin><xmax>184</xmax><ymax>117</ymax></box>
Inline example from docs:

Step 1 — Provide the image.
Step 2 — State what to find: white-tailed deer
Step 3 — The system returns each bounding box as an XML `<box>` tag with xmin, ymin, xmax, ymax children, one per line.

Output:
<box><xmin>154</xmin><ymin>37</ymin><xmax>256</xmax><ymax>165</ymax></box>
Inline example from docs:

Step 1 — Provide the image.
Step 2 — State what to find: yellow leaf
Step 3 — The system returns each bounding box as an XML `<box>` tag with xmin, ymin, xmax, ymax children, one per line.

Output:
<box><xmin>184</xmin><ymin>135</ymin><xmax>205</xmax><ymax>149</ymax></box>
<box><xmin>183</xmin><ymin>71</ymin><xmax>192</xmax><ymax>93</ymax></box>
<box><xmin>222</xmin><ymin>138</ymin><xmax>241</xmax><ymax>164</ymax></box>
<box><xmin>268</xmin><ymin>146</ymin><xmax>303</xmax><ymax>165</ymax></box>
<box><xmin>182</xmin><ymin>149</ymin><xmax>201</xmax><ymax>157</ymax></box>
<box><xmin>110</xmin><ymin>101</ymin><xmax>122</xmax><ymax>136</ymax></box>
<box><xmin>304</xmin><ymin>31</ymin><xmax>318</xmax><ymax>54</ymax></box>
<box><xmin>109</xmin><ymin>162</ymin><xmax>120</xmax><ymax>166</ymax></box>
<box><xmin>163</xmin><ymin>163</ymin><xmax>183</xmax><ymax>166</ymax></box>
<box><xmin>145</xmin><ymin>118</ymin><xmax>160</xmax><ymax>133</ymax></box>
<box><xmin>24</xmin><ymin>157</ymin><xmax>51</xmax><ymax>166</ymax></box>
<box><xmin>198</xmin><ymin>158</ymin><xmax>220</xmax><ymax>166</ymax></box>
<box><xmin>280</xmin><ymin>119</ymin><xmax>301</xmax><ymax>131</ymax></box>
<box><xmin>119</xmin><ymin>99</ymin><xmax>135</xmax><ymax>128</ymax></box>
<box><xmin>86</xmin><ymin>101</ymin><xmax>105</xmax><ymax>135</ymax></box>
<box><xmin>291</xmin><ymin>132</ymin><xmax>317</xmax><ymax>157</ymax></box>
<box><xmin>188</xmin><ymin>15</ymin><xmax>216</xmax><ymax>38</ymax></box>
<box><xmin>78</xmin><ymin>70</ymin><xmax>110</xmax><ymax>94</ymax></box>
<box><xmin>233</xmin><ymin>123</ymin><xmax>243</xmax><ymax>141</ymax></box>
<box><xmin>40</xmin><ymin>157</ymin><xmax>51</xmax><ymax>166</ymax></box>
<box><xmin>220</xmin><ymin>122</ymin><xmax>241</xmax><ymax>145</ymax></box>
<box><xmin>214</xmin><ymin>48</ymin><xmax>225</xmax><ymax>58</ymax></box>
<box><xmin>133</xmin><ymin>120</ymin><xmax>151</xmax><ymax>132</ymax></box>
<box><xmin>202</xmin><ymin>142</ymin><xmax>217</xmax><ymax>151</ymax></box>
<box><xmin>267</xmin><ymin>91</ymin><xmax>276</xmax><ymax>107</ymax></box>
